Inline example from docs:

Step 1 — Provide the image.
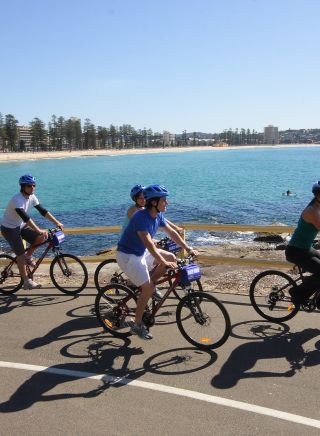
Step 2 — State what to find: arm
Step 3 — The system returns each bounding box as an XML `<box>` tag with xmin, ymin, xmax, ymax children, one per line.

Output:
<box><xmin>303</xmin><ymin>208</ymin><xmax>320</xmax><ymax>231</ymax></box>
<box><xmin>137</xmin><ymin>231</ymin><xmax>177</xmax><ymax>268</ymax></box>
<box><xmin>127</xmin><ymin>205</ymin><xmax>138</xmax><ymax>219</ymax></box>
<box><xmin>34</xmin><ymin>204</ymin><xmax>63</xmax><ymax>228</ymax></box>
<box><xmin>163</xmin><ymin>223</ymin><xmax>198</xmax><ymax>256</ymax></box>
<box><xmin>165</xmin><ymin>219</ymin><xmax>184</xmax><ymax>235</ymax></box>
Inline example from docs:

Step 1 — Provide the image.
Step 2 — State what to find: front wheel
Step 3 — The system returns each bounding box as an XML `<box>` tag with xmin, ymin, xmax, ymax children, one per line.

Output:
<box><xmin>50</xmin><ymin>254</ymin><xmax>88</xmax><ymax>294</ymax></box>
<box><xmin>249</xmin><ymin>270</ymin><xmax>299</xmax><ymax>322</ymax></box>
<box><xmin>0</xmin><ymin>254</ymin><xmax>23</xmax><ymax>294</ymax></box>
<box><xmin>176</xmin><ymin>291</ymin><xmax>231</xmax><ymax>350</ymax></box>
<box><xmin>95</xmin><ymin>283</ymin><xmax>137</xmax><ymax>338</ymax></box>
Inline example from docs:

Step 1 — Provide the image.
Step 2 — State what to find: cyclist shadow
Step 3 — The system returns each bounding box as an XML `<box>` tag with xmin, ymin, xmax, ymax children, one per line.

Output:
<box><xmin>0</xmin><ymin>336</ymin><xmax>146</xmax><ymax>413</ymax></box>
<box><xmin>0</xmin><ymin>294</ymin><xmax>77</xmax><ymax>315</ymax></box>
<box><xmin>212</xmin><ymin>323</ymin><xmax>320</xmax><ymax>389</ymax></box>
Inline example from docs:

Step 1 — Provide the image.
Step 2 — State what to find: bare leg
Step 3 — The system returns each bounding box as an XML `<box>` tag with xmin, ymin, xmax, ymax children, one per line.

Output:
<box><xmin>135</xmin><ymin>281</ymin><xmax>154</xmax><ymax>324</ymax></box>
<box><xmin>16</xmin><ymin>254</ymin><xmax>28</xmax><ymax>282</ymax></box>
<box><xmin>25</xmin><ymin>234</ymin><xmax>46</xmax><ymax>257</ymax></box>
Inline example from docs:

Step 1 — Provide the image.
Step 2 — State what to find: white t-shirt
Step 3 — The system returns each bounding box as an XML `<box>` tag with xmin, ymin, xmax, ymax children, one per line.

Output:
<box><xmin>1</xmin><ymin>193</ymin><xmax>39</xmax><ymax>229</ymax></box>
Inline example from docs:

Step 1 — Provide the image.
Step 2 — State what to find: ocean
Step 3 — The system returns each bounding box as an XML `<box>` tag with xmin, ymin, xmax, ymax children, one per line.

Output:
<box><xmin>0</xmin><ymin>146</ymin><xmax>319</xmax><ymax>255</ymax></box>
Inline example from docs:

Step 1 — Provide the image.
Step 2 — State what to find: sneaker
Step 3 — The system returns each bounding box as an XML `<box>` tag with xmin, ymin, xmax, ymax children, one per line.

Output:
<box><xmin>130</xmin><ymin>322</ymin><xmax>153</xmax><ymax>340</ymax></box>
<box><xmin>23</xmin><ymin>279</ymin><xmax>42</xmax><ymax>290</ymax></box>
<box><xmin>25</xmin><ymin>256</ymin><xmax>36</xmax><ymax>268</ymax></box>
<box><xmin>288</xmin><ymin>286</ymin><xmax>310</xmax><ymax>305</ymax></box>
<box><xmin>152</xmin><ymin>287</ymin><xmax>163</xmax><ymax>301</ymax></box>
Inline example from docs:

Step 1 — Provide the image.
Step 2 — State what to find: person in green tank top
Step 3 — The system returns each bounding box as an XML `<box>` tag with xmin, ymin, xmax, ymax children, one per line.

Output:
<box><xmin>285</xmin><ymin>181</ymin><xmax>320</xmax><ymax>304</ymax></box>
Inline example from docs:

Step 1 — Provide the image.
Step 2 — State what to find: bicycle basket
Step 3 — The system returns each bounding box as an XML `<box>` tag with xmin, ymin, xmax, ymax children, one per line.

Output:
<box><xmin>52</xmin><ymin>230</ymin><xmax>65</xmax><ymax>247</ymax></box>
<box><xmin>179</xmin><ymin>264</ymin><xmax>201</xmax><ymax>285</ymax></box>
<box><xmin>164</xmin><ymin>239</ymin><xmax>181</xmax><ymax>253</ymax></box>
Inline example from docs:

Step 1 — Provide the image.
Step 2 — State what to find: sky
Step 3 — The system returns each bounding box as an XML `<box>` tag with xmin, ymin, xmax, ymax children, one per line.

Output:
<box><xmin>1</xmin><ymin>0</ymin><xmax>319</xmax><ymax>133</ymax></box>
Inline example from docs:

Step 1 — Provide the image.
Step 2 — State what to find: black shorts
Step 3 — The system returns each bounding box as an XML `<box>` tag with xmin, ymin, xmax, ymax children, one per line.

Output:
<box><xmin>1</xmin><ymin>225</ymin><xmax>41</xmax><ymax>256</ymax></box>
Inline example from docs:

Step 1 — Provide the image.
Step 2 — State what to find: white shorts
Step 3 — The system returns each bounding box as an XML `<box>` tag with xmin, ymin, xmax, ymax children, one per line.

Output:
<box><xmin>116</xmin><ymin>250</ymin><xmax>156</xmax><ymax>287</ymax></box>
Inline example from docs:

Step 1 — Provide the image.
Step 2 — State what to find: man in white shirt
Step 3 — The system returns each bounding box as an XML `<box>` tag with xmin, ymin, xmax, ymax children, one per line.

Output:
<box><xmin>1</xmin><ymin>174</ymin><xmax>63</xmax><ymax>289</ymax></box>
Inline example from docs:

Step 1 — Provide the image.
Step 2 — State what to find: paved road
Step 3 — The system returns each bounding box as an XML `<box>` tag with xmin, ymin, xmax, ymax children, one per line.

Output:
<box><xmin>0</xmin><ymin>286</ymin><xmax>319</xmax><ymax>435</ymax></box>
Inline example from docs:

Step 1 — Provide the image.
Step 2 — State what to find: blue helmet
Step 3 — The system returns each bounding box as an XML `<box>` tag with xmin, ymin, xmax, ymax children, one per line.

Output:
<box><xmin>312</xmin><ymin>181</ymin><xmax>320</xmax><ymax>195</ymax></box>
<box><xmin>143</xmin><ymin>184</ymin><xmax>169</xmax><ymax>201</ymax></box>
<box><xmin>130</xmin><ymin>184</ymin><xmax>145</xmax><ymax>201</ymax></box>
<box><xmin>19</xmin><ymin>174</ymin><xmax>36</xmax><ymax>185</ymax></box>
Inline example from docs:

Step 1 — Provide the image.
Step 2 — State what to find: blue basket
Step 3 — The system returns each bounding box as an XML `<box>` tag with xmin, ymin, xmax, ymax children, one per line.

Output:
<box><xmin>164</xmin><ymin>240</ymin><xmax>181</xmax><ymax>253</ymax></box>
<box><xmin>52</xmin><ymin>230</ymin><xmax>65</xmax><ymax>247</ymax></box>
<box><xmin>179</xmin><ymin>264</ymin><xmax>201</xmax><ymax>286</ymax></box>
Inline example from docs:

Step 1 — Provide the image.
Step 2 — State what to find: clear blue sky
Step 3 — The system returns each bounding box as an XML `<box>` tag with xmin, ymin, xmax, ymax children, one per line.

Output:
<box><xmin>1</xmin><ymin>0</ymin><xmax>319</xmax><ymax>133</ymax></box>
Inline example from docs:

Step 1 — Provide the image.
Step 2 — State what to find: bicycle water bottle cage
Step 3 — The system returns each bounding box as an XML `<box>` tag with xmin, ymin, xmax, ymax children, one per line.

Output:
<box><xmin>179</xmin><ymin>264</ymin><xmax>201</xmax><ymax>286</ymax></box>
<box><xmin>52</xmin><ymin>230</ymin><xmax>65</xmax><ymax>247</ymax></box>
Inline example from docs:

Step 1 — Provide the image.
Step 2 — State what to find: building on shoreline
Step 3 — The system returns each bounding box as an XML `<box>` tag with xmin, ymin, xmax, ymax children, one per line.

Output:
<box><xmin>264</xmin><ymin>125</ymin><xmax>279</xmax><ymax>144</ymax></box>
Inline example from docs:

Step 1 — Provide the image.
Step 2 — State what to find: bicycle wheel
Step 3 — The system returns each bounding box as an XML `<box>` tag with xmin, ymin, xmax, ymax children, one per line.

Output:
<box><xmin>249</xmin><ymin>270</ymin><xmax>299</xmax><ymax>322</ymax></box>
<box><xmin>94</xmin><ymin>258</ymin><xmax>127</xmax><ymax>292</ymax></box>
<box><xmin>0</xmin><ymin>254</ymin><xmax>23</xmax><ymax>294</ymax></box>
<box><xmin>50</xmin><ymin>254</ymin><xmax>88</xmax><ymax>294</ymax></box>
<box><xmin>95</xmin><ymin>283</ymin><xmax>137</xmax><ymax>338</ymax></box>
<box><xmin>176</xmin><ymin>291</ymin><xmax>231</xmax><ymax>350</ymax></box>
<box><xmin>172</xmin><ymin>279</ymin><xmax>203</xmax><ymax>301</ymax></box>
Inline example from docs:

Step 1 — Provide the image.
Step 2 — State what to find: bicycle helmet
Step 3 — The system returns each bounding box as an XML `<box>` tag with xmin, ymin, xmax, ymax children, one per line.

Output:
<box><xmin>19</xmin><ymin>174</ymin><xmax>36</xmax><ymax>185</ymax></box>
<box><xmin>143</xmin><ymin>184</ymin><xmax>169</xmax><ymax>201</ymax></box>
<box><xmin>130</xmin><ymin>184</ymin><xmax>145</xmax><ymax>201</ymax></box>
<box><xmin>312</xmin><ymin>181</ymin><xmax>320</xmax><ymax>195</ymax></box>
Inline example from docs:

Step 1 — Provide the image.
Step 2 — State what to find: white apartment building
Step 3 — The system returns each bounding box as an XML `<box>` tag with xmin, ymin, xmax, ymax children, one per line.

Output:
<box><xmin>18</xmin><ymin>125</ymin><xmax>32</xmax><ymax>149</ymax></box>
<box><xmin>163</xmin><ymin>131</ymin><xmax>175</xmax><ymax>146</ymax></box>
<box><xmin>264</xmin><ymin>125</ymin><xmax>279</xmax><ymax>144</ymax></box>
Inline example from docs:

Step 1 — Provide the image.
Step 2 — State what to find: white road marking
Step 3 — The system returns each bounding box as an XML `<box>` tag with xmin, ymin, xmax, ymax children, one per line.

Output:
<box><xmin>1</xmin><ymin>360</ymin><xmax>319</xmax><ymax>429</ymax></box>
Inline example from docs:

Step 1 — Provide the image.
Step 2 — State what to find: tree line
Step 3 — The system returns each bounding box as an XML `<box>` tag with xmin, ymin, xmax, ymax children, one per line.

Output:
<box><xmin>1</xmin><ymin>112</ymin><xmax>319</xmax><ymax>152</ymax></box>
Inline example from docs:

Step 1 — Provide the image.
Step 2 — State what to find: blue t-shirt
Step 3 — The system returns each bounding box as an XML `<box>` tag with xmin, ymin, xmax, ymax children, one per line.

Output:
<box><xmin>117</xmin><ymin>209</ymin><xmax>166</xmax><ymax>256</ymax></box>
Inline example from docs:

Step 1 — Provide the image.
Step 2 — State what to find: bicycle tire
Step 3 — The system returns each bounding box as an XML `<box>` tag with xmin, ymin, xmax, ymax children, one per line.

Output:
<box><xmin>0</xmin><ymin>254</ymin><xmax>23</xmax><ymax>294</ymax></box>
<box><xmin>172</xmin><ymin>279</ymin><xmax>203</xmax><ymax>301</ymax></box>
<box><xmin>249</xmin><ymin>270</ymin><xmax>299</xmax><ymax>322</ymax></box>
<box><xmin>94</xmin><ymin>258</ymin><xmax>127</xmax><ymax>292</ymax></box>
<box><xmin>176</xmin><ymin>291</ymin><xmax>231</xmax><ymax>350</ymax></box>
<box><xmin>95</xmin><ymin>283</ymin><xmax>137</xmax><ymax>338</ymax></box>
<box><xmin>50</xmin><ymin>254</ymin><xmax>88</xmax><ymax>294</ymax></box>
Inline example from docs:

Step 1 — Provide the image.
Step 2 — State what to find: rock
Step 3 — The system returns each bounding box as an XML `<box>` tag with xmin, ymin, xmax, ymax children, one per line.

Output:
<box><xmin>253</xmin><ymin>234</ymin><xmax>285</xmax><ymax>243</ymax></box>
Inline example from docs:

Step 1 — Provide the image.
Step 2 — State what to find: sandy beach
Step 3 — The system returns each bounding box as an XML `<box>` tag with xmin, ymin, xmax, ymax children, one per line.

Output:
<box><xmin>0</xmin><ymin>143</ymin><xmax>319</xmax><ymax>162</ymax></box>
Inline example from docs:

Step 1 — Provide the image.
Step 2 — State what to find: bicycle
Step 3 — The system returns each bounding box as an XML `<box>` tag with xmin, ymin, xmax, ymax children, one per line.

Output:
<box><xmin>0</xmin><ymin>228</ymin><xmax>88</xmax><ymax>295</ymax></box>
<box><xmin>249</xmin><ymin>266</ymin><xmax>320</xmax><ymax>322</ymax></box>
<box><xmin>94</xmin><ymin>237</ymin><xmax>202</xmax><ymax>300</ymax></box>
<box><xmin>95</xmin><ymin>255</ymin><xmax>231</xmax><ymax>350</ymax></box>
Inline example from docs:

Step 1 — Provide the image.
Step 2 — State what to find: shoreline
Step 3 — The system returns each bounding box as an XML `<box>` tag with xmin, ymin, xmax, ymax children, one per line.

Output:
<box><xmin>0</xmin><ymin>143</ymin><xmax>319</xmax><ymax>162</ymax></box>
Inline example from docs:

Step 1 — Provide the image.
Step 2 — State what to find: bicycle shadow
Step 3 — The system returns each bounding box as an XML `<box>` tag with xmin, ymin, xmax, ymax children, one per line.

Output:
<box><xmin>0</xmin><ymin>294</ymin><xmax>77</xmax><ymax>315</ymax></box>
<box><xmin>2</xmin><ymin>329</ymin><xmax>216</xmax><ymax>413</ymax></box>
<box><xmin>212</xmin><ymin>323</ymin><xmax>320</xmax><ymax>389</ymax></box>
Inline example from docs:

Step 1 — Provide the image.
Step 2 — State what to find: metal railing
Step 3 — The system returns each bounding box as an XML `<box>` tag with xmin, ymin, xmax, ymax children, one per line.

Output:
<box><xmin>1</xmin><ymin>223</ymin><xmax>294</xmax><ymax>269</ymax></box>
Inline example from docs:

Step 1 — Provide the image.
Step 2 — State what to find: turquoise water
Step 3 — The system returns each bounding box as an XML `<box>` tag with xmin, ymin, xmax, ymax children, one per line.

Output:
<box><xmin>0</xmin><ymin>147</ymin><xmax>319</xmax><ymax>255</ymax></box>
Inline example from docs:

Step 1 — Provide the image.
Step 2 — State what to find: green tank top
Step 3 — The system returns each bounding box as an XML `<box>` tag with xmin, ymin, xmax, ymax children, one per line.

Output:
<box><xmin>288</xmin><ymin>216</ymin><xmax>318</xmax><ymax>249</ymax></box>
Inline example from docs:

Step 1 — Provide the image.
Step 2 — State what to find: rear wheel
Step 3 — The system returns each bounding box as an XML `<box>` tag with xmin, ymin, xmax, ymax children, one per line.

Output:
<box><xmin>94</xmin><ymin>258</ymin><xmax>127</xmax><ymax>292</ymax></box>
<box><xmin>249</xmin><ymin>270</ymin><xmax>299</xmax><ymax>322</ymax></box>
<box><xmin>50</xmin><ymin>254</ymin><xmax>88</xmax><ymax>294</ymax></box>
<box><xmin>176</xmin><ymin>291</ymin><xmax>231</xmax><ymax>350</ymax></box>
<box><xmin>0</xmin><ymin>254</ymin><xmax>23</xmax><ymax>294</ymax></box>
<box><xmin>95</xmin><ymin>283</ymin><xmax>137</xmax><ymax>338</ymax></box>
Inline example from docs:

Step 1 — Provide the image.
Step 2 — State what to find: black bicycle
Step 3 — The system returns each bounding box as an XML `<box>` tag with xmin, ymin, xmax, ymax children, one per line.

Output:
<box><xmin>249</xmin><ymin>266</ymin><xmax>320</xmax><ymax>322</ymax></box>
<box><xmin>0</xmin><ymin>228</ymin><xmax>88</xmax><ymax>295</ymax></box>
<box><xmin>93</xmin><ymin>237</ymin><xmax>202</xmax><ymax>300</ymax></box>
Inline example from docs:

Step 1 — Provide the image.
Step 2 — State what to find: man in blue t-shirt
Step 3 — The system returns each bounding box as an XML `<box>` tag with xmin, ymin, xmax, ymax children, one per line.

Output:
<box><xmin>117</xmin><ymin>184</ymin><xmax>198</xmax><ymax>340</ymax></box>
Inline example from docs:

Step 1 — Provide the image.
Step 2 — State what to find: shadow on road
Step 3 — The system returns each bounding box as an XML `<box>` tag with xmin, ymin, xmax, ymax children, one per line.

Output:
<box><xmin>212</xmin><ymin>322</ymin><xmax>320</xmax><ymax>389</ymax></box>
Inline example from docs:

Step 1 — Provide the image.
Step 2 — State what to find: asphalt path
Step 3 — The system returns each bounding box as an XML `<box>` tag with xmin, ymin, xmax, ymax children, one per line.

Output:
<box><xmin>0</xmin><ymin>285</ymin><xmax>320</xmax><ymax>435</ymax></box>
